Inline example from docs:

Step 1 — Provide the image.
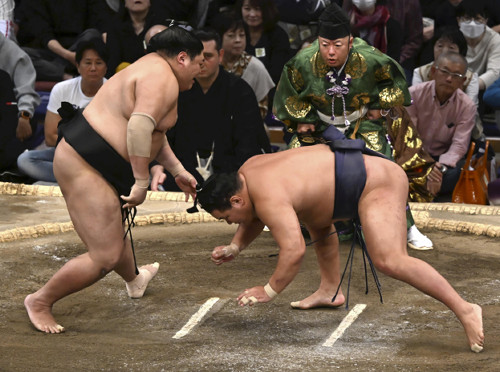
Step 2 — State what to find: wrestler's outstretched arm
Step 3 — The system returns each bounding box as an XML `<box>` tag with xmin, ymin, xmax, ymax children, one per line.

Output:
<box><xmin>235</xmin><ymin>205</ymin><xmax>306</xmax><ymax>307</ymax></box>
<box><xmin>211</xmin><ymin>218</ymin><xmax>265</xmax><ymax>264</ymax></box>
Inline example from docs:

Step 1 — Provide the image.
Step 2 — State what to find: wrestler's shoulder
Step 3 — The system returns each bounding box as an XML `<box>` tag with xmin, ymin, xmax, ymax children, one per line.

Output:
<box><xmin>127</xmin><ymin>55</ymin><xmax>173</xmax><ymax>79</ymax></box>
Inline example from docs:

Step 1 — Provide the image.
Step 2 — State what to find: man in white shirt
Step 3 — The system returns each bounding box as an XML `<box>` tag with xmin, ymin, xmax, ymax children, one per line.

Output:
<box><xmin>17</xmin><ymin>38</ymin><xmax>108</xmax><ymax>183</ymax></box>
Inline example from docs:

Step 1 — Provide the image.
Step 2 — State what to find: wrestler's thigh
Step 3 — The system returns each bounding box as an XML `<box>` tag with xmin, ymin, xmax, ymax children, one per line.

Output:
<box><xmin>357</xmin><ymin>182</ymin><xmax>408</xmax><ymax>259</ymax></box>
<box><xmin>54</xmin><ymin>141</ymin><xmax>125</xmax><ymax>257</ymax></box>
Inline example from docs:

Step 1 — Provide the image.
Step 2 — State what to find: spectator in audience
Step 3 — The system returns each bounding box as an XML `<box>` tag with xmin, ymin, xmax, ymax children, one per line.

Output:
<box><xmin>211</xmin><ymin>11</ymin><xmax>274</xmax><ymax>118</ymax></box>
<box><xmin>0</xmin><ymin>32</ymin><xmax>41</xmax><ymax>175</ymax></box>
<box><xmin>483</xmin><ymin>76</ymin><xmax>500</xmax><ymax>131</ymax></box>
<box><xmin>343</xmin><ymin>0</ymin><xmax>424</xmax><ymax>83</ymax></box>
<box><xmin>345</xmin><ymin>0</ymin><xmax>403</xmax><ymax>61</ymax></box>
<box><xmin>105</xmin><ymin>0</ymin><xmax>162</xmax><ymax>78</ymax></box>
<box><xmin>413</xmin><ymin>26</ymin><xmax>479</xmax><ymax>105</ymax></box>
<box><xmin>485</xmin><ymin>0</ymin><xmax>500</xmax><ymax>33</ymax></box>
<box><xmin>456</xmin><ymin>0</ymin><xmax>500</xmax><ymax>91</ymax></box>
<box><xmin>385</xmin><ymin>0</ymin><xmax>424</xmax><ymax>83</ymax></box>
<box><xmin>483</xmin><ymin>76</ymin><xmax>500</xmax><ymax>109</ymax></box>
<box><xmin>235</xmin><ymin>0</ymin><xmax>292</xmax><ymax>85</ymax></box>
<box><xmin>16</xmin><ymin>39</ymin><xmax>107</xmax><ymax>184</ymax></box>
<box><xmin>413</xmin><ymin>0</ymin><xmax>443</xmax><ymax>67</ymax></box>
<box><xmin>18</xmin><ymin>0</ymin><xmax>107</xmax><ymax>81</ymax></box>
<box><xmin>413</xmin><ymin>25</ymin><xmax>484</xmax><ymax>139</ymax></box>
<box><xmin>272</xmin><ymin>0</ymin><xmax>329</xmax><ymax>51</ymax></box>
<box><xmin>274</xmin><ymin>0</ymin><xmax>329</xmax><ymax>25</ymax></box>
<box><xmin>104</xmin><ymin>0</ymin><xmax>120</xmax><ymax>15</ymax></box>
<box><xmin>143</xmin><ymin>23</ymin><xmax>168</xmax><ymax>51</ymax></box>
<box><xmin>203</xmin><ymin>0</ymin><xmax>240</xmax><ymax>29</ymax></box>
<box><xmin>420</xmin><ymin>0</ymin><xmax>447</xmax><ymax>21</ymax></box>
<box><xmin>435</xmin><ymin>0</ymin><xmax>462</xmax><ymax>30</ymax></box>
<box><xmin>0</xmin><ymin>0</ymin><xmax>16</xmax><ymax>41</ymax></box>
<box><xmin>149</xmin><ymin>0</ymin><xmax>198</xmax><ymax>26</ymax></box>
<box><xmin>150</xmin><ymin>29</ymin><xmax>270</xmax><ymax>192</ymax></box>
<box><xmin>405</xmin><ymin>52</ymin><xmax>476</xmax><ymax>200</ymax></box>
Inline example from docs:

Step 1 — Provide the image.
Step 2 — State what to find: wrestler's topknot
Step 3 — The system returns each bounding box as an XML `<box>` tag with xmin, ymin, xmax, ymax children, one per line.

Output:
<box><xmin>149</xmin><ymin>26</ymin><xmax>203</xmax><ymax>60</ymax></box>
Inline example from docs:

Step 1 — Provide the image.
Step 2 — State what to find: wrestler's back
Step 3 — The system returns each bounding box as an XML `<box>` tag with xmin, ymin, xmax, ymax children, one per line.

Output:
<box><xmin>241</xmin><ymin>144</ymin><xmax>407</xmax><ymax>226</ymax></box>
<box><xmin>241</xmin><ymin>145</ymin><xmax>336</xmax><ymax>227</ymax></box>
<box><xmin>82</xmin><ymin>53</ymin><xmax>179</xmax><ymax>161</ymax></box>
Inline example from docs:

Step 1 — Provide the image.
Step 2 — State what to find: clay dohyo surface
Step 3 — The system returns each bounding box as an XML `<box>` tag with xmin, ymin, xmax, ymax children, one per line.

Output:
<box><xmin>1</xmin><ymin>220</ymin><xmax>499</xmax><ymax>372</ymax></box>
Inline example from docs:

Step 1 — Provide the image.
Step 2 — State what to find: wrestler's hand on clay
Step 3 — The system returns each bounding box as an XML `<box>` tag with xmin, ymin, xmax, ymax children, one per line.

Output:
<box><xmin>121</xmin><ymin>184</ymin><xmax>148</xmax><ymax>209</ymax></box>
<box><xmin>237</xmin><ymin>286</ymin><xmax>272</xmax><ymax>307</ymax></box>
<box><xmin>297</xmin><ymin>123</ymin><xmax>315</xmax><ymax>134</ymax></box>
<box><xmin>174</xmin><ymin>170</ymin><xmax>197</xmax><ymax>201</ymax></box>
<box><xmin>211</xmin><ymin>243</ymin><xmax>240</xmax><ymax>265</ymax></box>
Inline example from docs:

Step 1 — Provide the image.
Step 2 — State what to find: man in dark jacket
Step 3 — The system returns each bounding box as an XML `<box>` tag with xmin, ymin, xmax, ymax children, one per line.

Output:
<box><xmin>151</xmin><ymin>28</ymin><xmax>270</xmax><ymax>191</ymax></box>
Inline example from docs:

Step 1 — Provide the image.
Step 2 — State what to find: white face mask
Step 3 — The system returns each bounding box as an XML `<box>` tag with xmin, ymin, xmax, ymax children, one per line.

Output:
<box><xmin>459</xmin><ymin>20</ymin><xmax>485</xmax><ymax>39</ymax></box>
<box><xmin>352</xmin><ymin>0</ymin><xmax>376</xmax><ymax>12</ymax></box>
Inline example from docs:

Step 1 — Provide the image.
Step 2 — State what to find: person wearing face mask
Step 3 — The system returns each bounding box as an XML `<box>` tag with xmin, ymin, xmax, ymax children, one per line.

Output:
<box><xmin>406</xmin><ymin>52</ymin><xmax>476</xmax><ymax>200</ymax></box>
<box><xmin>344</xmin><ymin>0</ymin><xmax>424</xmax><ymax>84</ymax></box>
<box><xmin>347</xmin><ymin>0</ymin><xmax>403</xmax><ymax>61</ymax></box>
<box><xmin>413</xmin><ymin>26</ymin><xmax>479</xmax><ymax>106</ymax></box>
<box><xmin>413</xmin><ymin>25</ymin><xmax>488</xmax><ymax>140</ymax></box>
<box><xmin>456</xmin><ymin>0</ymin><xmax>500</xmax><ymax>91</ymax></box>
<box><xmin>273</xmin><ymin>3</ymin><xmax>435</xmax><ymax>250</ymax></box>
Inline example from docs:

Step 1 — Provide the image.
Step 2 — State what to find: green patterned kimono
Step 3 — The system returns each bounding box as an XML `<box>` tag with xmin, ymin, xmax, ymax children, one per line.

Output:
<box><xmin>273</xmin><ymin>38</ymin><xmax>435</xmax><ymax>229</ymax></box>
<box><xmin>273</xmin><ymin>37</ymin><xmax>410</xmax><ymax>158</ymax></box>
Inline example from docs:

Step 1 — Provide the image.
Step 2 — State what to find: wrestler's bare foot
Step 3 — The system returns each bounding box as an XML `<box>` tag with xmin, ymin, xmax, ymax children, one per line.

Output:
<box><xmin>291</xmin><ymin>289</ymin><xmax>345</xmax><ymax>309</ymax></box>
<box><xmin>460</xmin><ymin>303</ymin><xmax>484</xmax><ymax>353</ymax></box>
<box><xmin>125</xmin><ymin>262</ymin><xmax>160</xmax><ymax>299</ymax></box>
<box><xmin>24</xmin><ymin>294</ymin><xmax>65</xmax><ymax>334</ymax></box>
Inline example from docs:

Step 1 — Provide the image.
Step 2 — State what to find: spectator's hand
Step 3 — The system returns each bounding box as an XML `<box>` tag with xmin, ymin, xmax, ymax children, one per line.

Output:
<box><xmin>479</xmin><ymin>78</ymin><xmax>486</xmax><ymax>91</ymax></box>
<box><xmin>423</xmin><ymin>25</ymin><xmax>434</xmax><ymax>41</ymax></box>
<box><xmin>149</xmin><ymin>164</ymin><xmax>166</xmax><ymax>191</ymax></box>
<box><xmin>16</xmin><ymin>117</ymin><xmax>32</xmax><ymax>141</ymax></box>
<box><xmin>237</xmin><ymin>286</ymin><xmax>272</xmax><ymax>307</ymax></box>
<box><xmin>121</xmin><ymin>183</ymin><xmax>148</xmax><ymax>209</ymax></box>
<box><xmin>427</xmin><ymin>163</ymin><xmax>443</xmax><ymax>196</ymax></box>
<box><xmin>174</xmin><ymin>170</ymin><xmax>197</xmax><ymax>201</ymax></box>
<box><xmin>297</xmin><ymin>123</ymin><xmax>315</xmax><ymax>133</ymax></box>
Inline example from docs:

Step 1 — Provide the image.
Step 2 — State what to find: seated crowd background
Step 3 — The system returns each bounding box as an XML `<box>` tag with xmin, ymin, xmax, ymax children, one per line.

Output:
<box><xmin>0</xmin><ymin>0</ymin><xmax>499</xmax><ymax>204</ymax></box>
